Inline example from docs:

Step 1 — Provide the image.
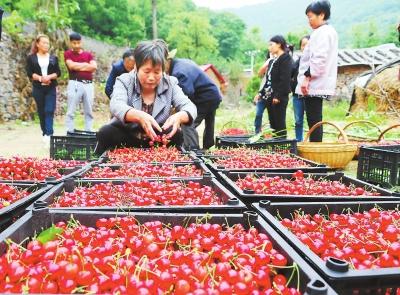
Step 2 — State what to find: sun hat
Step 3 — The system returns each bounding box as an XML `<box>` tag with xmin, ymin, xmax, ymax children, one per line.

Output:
<box><xmin>167</xmin><ymin>49</ymin><xmax>177</xmax><ymax>59</ymax></box>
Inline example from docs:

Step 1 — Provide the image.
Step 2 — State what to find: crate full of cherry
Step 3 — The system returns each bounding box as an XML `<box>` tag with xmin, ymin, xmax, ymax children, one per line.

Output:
<box><xmin>0</xmin><ymin>205</ymin><xmax>338</xmax><ymax>294</ymax></box>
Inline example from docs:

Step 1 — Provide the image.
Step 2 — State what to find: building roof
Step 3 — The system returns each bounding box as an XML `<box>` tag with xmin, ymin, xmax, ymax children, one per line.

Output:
<box><xmin>337</xmin><ymin>43</ymin><xmax>400</xmax><ymax>66</ymax></box>
<box><xmin>200</xmin><ymin>64</ymin><xmax>226</xmax><ymax>84</ymax></box>
<box><xmin>292</xmin><ymin>43</ymin><xmax>400</xmax><ymax>67</ymax></box>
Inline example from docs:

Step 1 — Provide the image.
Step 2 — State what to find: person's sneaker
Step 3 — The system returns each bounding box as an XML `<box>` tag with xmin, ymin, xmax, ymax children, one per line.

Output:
<box><xmin>43</xmin><ymin>135</ymin><xmax>51</xmax><ymax>149</ymax></box>
<box><xmin>42</xmin><ymin>135</ymin><xmax>50</xmax><ymax>143</ymax></box>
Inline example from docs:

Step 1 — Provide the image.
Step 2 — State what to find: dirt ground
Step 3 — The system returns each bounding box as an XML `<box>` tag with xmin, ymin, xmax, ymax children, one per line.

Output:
<box><xmin>0</xmin><ymin>113</ymin><xmax>109</xmax><ymax>159</ymax></box>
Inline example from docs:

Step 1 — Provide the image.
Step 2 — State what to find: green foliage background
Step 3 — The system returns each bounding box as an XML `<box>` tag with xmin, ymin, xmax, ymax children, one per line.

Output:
<box><xmin>1</xmin><ymin>0</ymin><xmax>399</xmax><ymax>100</ymax></box>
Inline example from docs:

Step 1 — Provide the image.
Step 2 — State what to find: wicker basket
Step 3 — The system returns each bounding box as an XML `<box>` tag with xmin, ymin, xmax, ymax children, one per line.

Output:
<box><xmin>339</xmin><ymin>120</ymin><xmax>381</xmax><ymax>157</ymax></box>
<box><xmin>297</xmin><ymin>121</ymin><xmax>358</xmax><ymax>169</ymax></box>
<box><xmin>377</xmin><ymin>123</ymin><xmax>400</xmax><ymax>142</ymax></box>
<box><xmin>220</xmin><ymin>121</ymin><xmax>249</xmax><ymax>136</ymax></box>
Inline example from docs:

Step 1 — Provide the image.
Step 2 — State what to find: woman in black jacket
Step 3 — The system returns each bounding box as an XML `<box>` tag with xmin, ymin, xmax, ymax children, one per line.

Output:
<box><xmin>26</xmin><ymin>34</ymin><xmax>61</xmax><ymax>145</ymax></box>
<box><xmin>254</xmin><ymin>35</ymin><xmax>292</xmax><ymax>138</ymax></box>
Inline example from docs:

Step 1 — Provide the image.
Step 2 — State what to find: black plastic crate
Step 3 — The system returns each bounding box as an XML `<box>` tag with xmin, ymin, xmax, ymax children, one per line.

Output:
<box><xmin>67</xmin><ymin>129</ymin><xmax>97</xmax><ymax>137</ymax></box>
<box><xmin>357</xmin><ymin>145</ymin><xmax>400</xmax><ymax>189</ymax></box>
<box><xmin>0</xmin><ymin>182</ymin><xmax>51</xmax><ymax>233</ymax></box>
<box><xmin>215</xmin><ymin>136</ymin><xmax>298</xmax><ymax>155</ymax></box>
<box><xmin>0</xmin><ymin>207</ymin><xmax>338</xmax><ymax>295</ymax></box>
<box><xmin>0</xmin><ymin>164</ymin><xmax>87</xmax><ymax>185</ymax></box>
<box><xmin>50</xmin><ymin>135</ymin><xmax>98</xmax><ymax>160</ymax></box>
<box><xmin>75</xmin><ymin>158</ymin><xmax>214</xmax><ymax>180</ymax></box>
<box><xmin>253</xmin><ymin>200</ymin><xmax>400</xmax><ymax>295</ymax></box>
<box><xmin>201</xmin><ymin>154</ymin><xmax>330</xmax><ymax>174</ymax></box>
<box><xmin>32</xmin><ymin>174</ymin><xmax>246</xmax><ymax>213</ymax></box>
<box><xmin>219</xmin><ymin>171</ymin><xmax>398</xmax><ymax>205</ymax></box>
<box><xmin>99</xmin><ymin>147</ymin><xmax>194</xmax><ymax>165</ymax></box>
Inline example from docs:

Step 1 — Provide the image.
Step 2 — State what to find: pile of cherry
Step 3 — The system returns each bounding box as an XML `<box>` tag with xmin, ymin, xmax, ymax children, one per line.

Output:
<box><xmin>235</xmin><ymin>170</ymin><xmax>381</xmax><ymax>196</ymax></box>
<box><xmin>212</xmin><ymin>153</ymin><xmax>311</xmax><ymax>169</ymax></box>
<box><xmin>0</xmin><ymin>215</ymin><xmax>303</xmax><ymax>294</ymax></box>
<box><xmin>83</xmin><ymin>163</ymin><xmax>203</xmax><ymax>178</ymax></box>
<box><xmin>105</xmin><ymin>146</ymin><xmax>191</xmax><ymax>164</ymax></box>
<box><xmin>280</xmin><ymin>206</ymin><xmax>400</xmax><ymax>271</ymax></box>
<box><xmin>51</xmin><ymin>180</ymin><xmax>222</xmax><ymax>207</ymax></box>
<box><xmin>220</xmin><ymin>127</ymin><xmax>248</xmax><ymax>136</ymax></box>
<box><xmin>0</xmin><ymin>183</ymin><xmax>32</xmax><ymax>209</ymax></box>
<box><xmin>0</xmin><ymin>156</ymin><xmax>85</xmax><ymax>181</ymax></box>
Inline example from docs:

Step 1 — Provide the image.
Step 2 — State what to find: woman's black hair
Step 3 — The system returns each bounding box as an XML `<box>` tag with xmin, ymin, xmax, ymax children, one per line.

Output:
<box><xmin>305</xmin><ymin>1</ymin><xmax>331</xmax><ymax>20</ymax></box>
<box><xmin>299</xmin><ymin>34</ymin><xmax>311</xmax><ymax>48</ymax></box>
<box><xmin>269</xmin><ymin>35</ymin><xmax>287</xmax><ymax>51</ymax></box>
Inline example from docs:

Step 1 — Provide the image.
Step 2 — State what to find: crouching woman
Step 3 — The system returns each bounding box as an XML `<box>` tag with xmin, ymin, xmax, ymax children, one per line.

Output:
<box><xmin>95</xmin><ymin>39</ymin><xmax>197</xmax><ymax>155</ymax></box>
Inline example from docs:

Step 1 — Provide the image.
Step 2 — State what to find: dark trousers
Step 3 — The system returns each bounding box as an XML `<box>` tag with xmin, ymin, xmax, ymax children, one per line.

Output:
<box><xmin>94</xmin><ymin>124</ymin><xmax>183</xmax><ymax>156</ymax></box>
<box><xmin>181</xmin><ymin>109</ymin><xmax>216</xmax><ymax>149</ymax></box>
<box><xmin>304</xmin><ymin>96</ymin><xmax>323</xmax><ymax>142</ymax></box>
<box><xmin>265</xmin><ymin>97</ymin><xmax>288</xmax><ymax>139</ymax></box>
<box><xmin>32</xmin><ymin>86</ymin><xmax>56</xmax><ymax>136</ymax></box>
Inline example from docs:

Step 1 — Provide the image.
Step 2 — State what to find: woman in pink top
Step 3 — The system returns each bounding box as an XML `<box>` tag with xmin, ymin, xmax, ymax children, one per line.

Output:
<box><xmin>295</xmin><ymin>1</ymin><xmax>338</xmax><ymax>142</ymax></box>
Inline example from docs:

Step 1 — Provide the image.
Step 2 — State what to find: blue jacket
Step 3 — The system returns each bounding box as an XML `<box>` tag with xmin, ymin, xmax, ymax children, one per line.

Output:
<box><xmin>169</xmin><ymin>59</ymin><xmax>221</xmax><ymax>114</ymax></box>
<box><xmin>105</xmin><ymin>59</ymin><xmax>128</xmax><ymax>99</ymax></box>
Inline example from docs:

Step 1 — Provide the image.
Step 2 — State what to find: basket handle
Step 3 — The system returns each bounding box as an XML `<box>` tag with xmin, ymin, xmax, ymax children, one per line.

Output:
<box><xmin>304</xmin><ymin>121</ymin><xmax>349</xmax><ymax>144</ymax></box>
<box><xmin>338</xmin><ymin>120</ymin><xmax>382</xmax><ymax>140</ymax></box>
<box><xmin>377</xmin><ymin>123</ymin><xmax>400</xmax><ymax>142</ymax></box>
<box><xmin>220</xmin><ymin>121</ymin><xmax>248</xmax><ymax>135</ymax></box>
<box><xmin>260</xmin><ymin>122</ymin><xmax>270</xmax><ymax>132</ymax></box>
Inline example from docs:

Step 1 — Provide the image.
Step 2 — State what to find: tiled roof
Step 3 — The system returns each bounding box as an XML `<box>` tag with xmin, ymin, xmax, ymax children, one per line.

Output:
<box><xmin>293</xmin><ymin>43</ymin><xmax>400</xmax><ymax>67</ymax></box>
<box><xmin>337</xmin><ymin>43</ymin><xmax>400</xmax><ymax>66</ymax></box>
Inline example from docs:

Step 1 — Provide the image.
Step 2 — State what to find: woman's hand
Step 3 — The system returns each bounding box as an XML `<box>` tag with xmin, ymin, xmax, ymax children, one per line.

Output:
<box><xmin>301</xmin><ymin>76</ymin><xmax>311</xmax><ymax>95</ymax></box>
<box><xmin>162</xmin><ymin>111</ymin><xmax>187</xmax><ymax>138</ymax></box>
<box><xmin>138</xmin><ymin>111</ymin><xmax>162</xmax><ymax>141</ymax></box>
<box><xmin>254</xmin><ymin>94</ymin><xmax>260</xmax><ymax>105</ymax></box>
<box><xmin>41</xmin><ymin>75</ymin><xmax>51</xmax><ymax>85</ymax></box>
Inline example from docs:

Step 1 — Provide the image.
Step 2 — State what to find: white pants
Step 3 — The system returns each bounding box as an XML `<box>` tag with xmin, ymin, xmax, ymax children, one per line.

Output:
<box><xmin>65</xmin><ymin>80</ymin><xmax>94</xmax><ymax>133</ymax></box>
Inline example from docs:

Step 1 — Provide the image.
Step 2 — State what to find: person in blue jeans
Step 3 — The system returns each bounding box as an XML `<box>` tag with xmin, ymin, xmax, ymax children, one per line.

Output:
<box><xmin>291</xmin><ymin>35</ymin><xmax>310</xmax><ymax>142</ymax></box>
<box><xmin>26</xmin><ymin>34</ymin><xmax>61</xmax><ymax>146</ymax></box>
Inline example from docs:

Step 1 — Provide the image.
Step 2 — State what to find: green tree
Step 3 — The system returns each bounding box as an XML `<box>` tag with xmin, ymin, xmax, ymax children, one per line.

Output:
<box><xmin>350</xmin><ymin>18</ymin><xmax>380</xmax><ymax>48</ymax></box>
<box><xmin>208</xmin><ymin>11</ymin><xmax>246</xmax><ymax>60</ymax></box>
<box><xmin>157</xmin><ymin>0</ymin><xmax>196</xmax><ymax>41</ymax></box>
<box><xmin>33</xmin><ymin>0</ymin><xmax>80</xmax><ymax>34</ymax></box>
<box><xmin>167</xmin><ymin>11</ymin><xmax>218</xmax><ymax>65</ymax></box>
<box><xmin>382</xmin><ymin>23</ymin><xmax>400</xmax><ymax>44</ymax></box>
<box><xmin>244</xmin><ymin>74</ymin><xmax>262</xmax><ymax>103</ymax></box>
<box><xmin>3</xmin><ymin>10</ymin><xmax>27</xmax><ymax>39</ymax></box>
<box><xmin>285</xmin><ymin>27</ymin><xmax>310</xmax><ymax>49</ymax></box>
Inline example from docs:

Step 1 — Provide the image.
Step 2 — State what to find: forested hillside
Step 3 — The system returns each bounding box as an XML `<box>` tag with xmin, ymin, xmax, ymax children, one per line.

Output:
<box><xmin>1</xmin><ymin>0</ymin><xmax>398</xmax><ymax>71</ymax></box>
<box><xmin>223</xmin><ymin>0</ymin><xmax>400</xmax><ymax>48</ymax></box>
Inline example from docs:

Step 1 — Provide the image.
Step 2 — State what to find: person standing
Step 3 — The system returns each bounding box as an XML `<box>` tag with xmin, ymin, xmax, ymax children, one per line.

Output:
<box><xmin>165</xmin><ymin>55</ymin><xmax>221</xmax><ymax>150</ymax></box>
<box><xmin>105</xmin><ymin>49</ymin><xmax>135</xmax><ymax>99</ymax></box>
<box><xmin>64</xmin><ymin>32</ymin><xmax>97</xmax><ymax>133</ymax></box>
<box><xmin>26</xmin><ymin>34</ymin><xmax>61</xmax><ymax>145</ymax></box>
<box><xmin>296</xmin><ymin>1</ymin><xmax>338</xmax><ymax>142</ymax></box>
<box><xmin>291</xmin><ymin>35</ymin><xmax>310</xmax><ymax>142</ymax></box>
<box><xmin>254</xmin><ymin>35</ymin><xmax>292</xmax><ymax>138</ymax></box>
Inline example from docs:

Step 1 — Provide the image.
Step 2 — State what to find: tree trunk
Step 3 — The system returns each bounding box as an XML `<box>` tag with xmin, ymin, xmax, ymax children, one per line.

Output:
<box><xmin>152</xmin><ymin>0</ymin><xmax>157</xmax><ymax>39</ymax></box>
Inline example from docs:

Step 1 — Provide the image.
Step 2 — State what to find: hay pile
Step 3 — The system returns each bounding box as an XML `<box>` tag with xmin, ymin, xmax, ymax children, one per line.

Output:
<box><xmin>349</xmin><ymin>62</ymin><xmax>400</xmax><ymax>114</ymax></box>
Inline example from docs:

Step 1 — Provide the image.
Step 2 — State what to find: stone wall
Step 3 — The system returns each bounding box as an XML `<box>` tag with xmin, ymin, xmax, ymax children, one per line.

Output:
<box><xmin>336</xmin><ymin>65</ymin><xmax>372</xmax><ymax>99</ymax></box>
<box><xmin>0</xmin><ymin>20</ymin><xmax>128</xmax><ymax>122</ymax></box>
